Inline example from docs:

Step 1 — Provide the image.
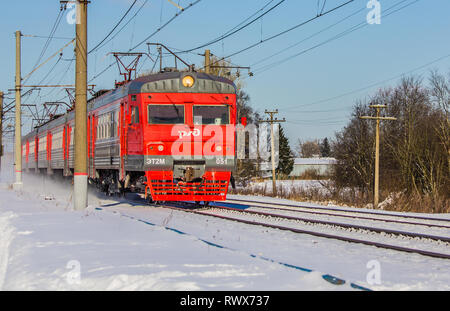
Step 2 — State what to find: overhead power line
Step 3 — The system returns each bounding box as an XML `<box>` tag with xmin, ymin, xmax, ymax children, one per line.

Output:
<box><xmin>253</xmin><ymin>0</ymin><xmax>419</xmax><ymax>75</ymax></box>
<box><xmin>251</xmin><ymin>6</ymin><xmax>366</xmax><ymax>67</ymax></box>
<box><xmin>24</xmin><ymin>9</ymin><xmax>64</xmax><ymax>85</ymax></box>
<box><xmin>90</xmin><ymin>0</ymin><xmax>150</xmax><ymax>53</ymax></box>
<box><xmin>283</xmin><ymin>50</ymin><xmax>450</xmax><ymax>112</ymax></box>
<box><xmin>89</xmin><ymin>0</ymin><xmax>138</xmax><ymax>54</ymax></box>
<box><xmin>201</xmin><ymin>0</ymin><xmax>355</xmax><ymax>71</ymax></box>
<box><xmin>129</xmin><ymin>0</ymin><xmax>202</xmax><ymax>52</ymax></box>
<box><xmin>89</xmin><ymin>0</ymin><xmax>203</xmax><ymax>83</ymax></box>
<box><xmin>177</xmin><ymin>0</ymin><xmax>286</xmax><ymax>54</ymax></box>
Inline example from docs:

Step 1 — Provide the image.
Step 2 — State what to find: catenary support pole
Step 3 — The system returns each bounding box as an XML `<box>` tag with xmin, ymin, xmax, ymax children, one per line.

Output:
<box><xmin>204</xmin><ymin>49</ymin><xmax>210</xmax><ymax>74</ymax></box>
<box><xmin>14</xmin><ymin>30</ymin><xmax>22</xmax><ymax>190</ymax></box>
<box><xmin>73</xmin><ymin>0</ymin><xmax>88</xmax><ymax>210</ymax></box>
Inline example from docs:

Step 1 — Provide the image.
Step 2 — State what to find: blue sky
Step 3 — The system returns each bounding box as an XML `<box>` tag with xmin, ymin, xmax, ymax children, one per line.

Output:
<box><xmin>1</xmin><ymin>0</ymin><xmax>450</xmax><ymax>148</ymax></box>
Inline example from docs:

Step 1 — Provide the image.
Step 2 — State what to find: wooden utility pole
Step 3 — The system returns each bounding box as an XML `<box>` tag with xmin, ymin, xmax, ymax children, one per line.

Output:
<box><xmin>0</xmin><ymin>91</ymin><xmax>3</xmax><ymax>172</ymax></box>
<box><xmin>360</xmin><ymin>104</ymin><xmax>396</xmax><ymax>208</ymax></box>
<box><xmin>259</xmin><ymin>109</ymin><xmax>285</xmax><ymax>196</ymax></box>
<box><xmin>73</xmin><ymin>0</ymin><xmax>88</xmax><ymax>210</ymax></box>
<box><xmin>14</xmin><ymin>30</ymin><xmax>22</xmax><ymax>190</ymax></box>
<box><xmin>204</xmin><ymin>49</ymin><xmax>211</xmax><ymax>74</ymax></box>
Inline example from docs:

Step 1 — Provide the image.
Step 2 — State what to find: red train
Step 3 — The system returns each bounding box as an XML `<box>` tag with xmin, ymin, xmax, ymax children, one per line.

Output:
<box><xmin>21</xmin><ymin>71</ymin><xmax>238</xmax><ymax>203</ymax></box>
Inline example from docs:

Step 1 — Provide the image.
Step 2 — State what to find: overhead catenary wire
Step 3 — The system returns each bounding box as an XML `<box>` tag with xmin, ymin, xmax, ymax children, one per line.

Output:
<box><xmin>90</xmin><ymin>0</ymin><xmax>150</xmax><ymax>53</ymax></box>
<box><xmin>199</xmin><ymin>0</ymin><xmax>355</xmax><ymax>72</ymax></box>
<box><xmin>89</xmin><ymin>0</ymin><xmax>138</xmax><ymax>54</ymax></box>
<box><xmin>250</xmin><ymin>5</ymin><xmax>366</xmax><ymax>67</ymax></box>
<box><xmin>129</xmin><ymin>0</ymin><xmax>202</xmax><ymax>52</ymax></box>
<box><xmin>89</xmin><ymin>0</ymin><xmax>203</xmax><ymax>83</ymax></box>
<box><xmin>24</xmin><ymin>8</ymin><xmax>64</xmax><ymax>85</ymax></box>
<box><xmin>283</xmin><ymin>50</ymin><xmax>450</xmax><ymax>112</ymax></box>
<box><xmin>252</xmin><ymin>0</ymin><xmax>419</xmax><ymax>75</ymax></box>
<box><xmin>21</xmin><ymin>38</ymin><xmax>75</xmax><ymax>83</ymax></box>
<box><xmin>175</xmin><ymin>0</ymin><xmax>285</xmax><ymax>54</ymax></box>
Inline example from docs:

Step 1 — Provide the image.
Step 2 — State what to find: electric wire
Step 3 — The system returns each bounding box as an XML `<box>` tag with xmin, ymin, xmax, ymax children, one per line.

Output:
<box><xmin>253</xmin><ymin>0</ymin><xmax>419</xmax><ymax>75</ymax></box>
<box><xmin>176</xmin><ymin>0</ymin><xmax>285</xmax><ymax>54</ymax></box>
<box><xmin>200</xmin><ymin>0</ymin><xmax>355</xmax><ymax>71</ymax></box>
<box><xmin>24</xmin><ymin>9</ymin><xmax>64</xmax><ymax>85</ymax></box>
<box><xmin>284</xmin><ymin>50</ymin><xmax>450</xmax><ymax>112</ymax></box>
<box><xmin>90</xmin><ymin>0</ymin><xmax>150</xmax><ymax>53</ymax></box>
<box><xmin>89</xmin><ymin>0</ymin><xmax>203</xmax><ymax>83</ymax></box>
<box><xmin>89</xmin><ymin>0</ymin><xmax>138</xmax><ymax>54</ymax></box>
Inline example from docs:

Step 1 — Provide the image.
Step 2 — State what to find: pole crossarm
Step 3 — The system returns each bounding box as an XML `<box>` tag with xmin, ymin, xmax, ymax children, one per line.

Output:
<box><xmin>22</xmin><ymin>84</ymin><xmax>95</xmax><ymax>88</ymax></box>
<box><xmin>360</xmin><ymin>116</ymin><xmax>397</xmax><ymax>121</ymax></box>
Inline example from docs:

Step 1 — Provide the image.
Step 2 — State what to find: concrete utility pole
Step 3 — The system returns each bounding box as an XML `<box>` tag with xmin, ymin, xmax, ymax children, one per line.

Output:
<box><xmin>259</xmin><ymin>109</ymin><xmax>285</xmax><ymax>197</ymax></box>
<box><xmin>73</xmin><ymin>0</ymin><xmax>88</xmax><ymax>210</ymax></box>
<box><xmin>0</xmin><ymin>91</ymin><xmax>3</xmax><ymax>172</ymax></box>
<box><xmin>14</xmin><ymin>30</ymin><xmax>22</xmax><ymax>190</ymax></box>
<box><xmin>204</xmin><ymin>49</ymin><xmax>211</xmax><ymax>74</ymax></box>
<box><xmin>360</xmin><ymin>104</ymin><xmax>396</xmax><ymax>209</ymax></box>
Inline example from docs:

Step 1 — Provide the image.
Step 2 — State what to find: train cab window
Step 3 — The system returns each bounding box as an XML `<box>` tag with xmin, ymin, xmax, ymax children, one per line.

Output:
<box><xmin>193</xmin><ymin>105</ymin><xmax>229</xmax><ymax>125</ymax></box>
<box><xmin>148</xmin><ymin>104</ymin><xmax>185</xmax><ymax>124</ymax></box>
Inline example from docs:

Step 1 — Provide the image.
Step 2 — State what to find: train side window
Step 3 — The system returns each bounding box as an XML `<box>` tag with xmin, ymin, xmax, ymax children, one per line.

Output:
<box><xmin>110</xmin><ymin>112</ymin><xmax>116</xmax><ymax>137</ymax></box>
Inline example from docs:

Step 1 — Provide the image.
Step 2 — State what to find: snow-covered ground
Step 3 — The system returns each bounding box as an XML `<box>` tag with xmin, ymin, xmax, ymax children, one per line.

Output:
<box><xmin>0</xmin><ymin>159</ymin><xmax>449</xmax><ymax>290</ymax></box>
<box><xmin>239</xmin><ymin>179</ymin><xmax>329</xmax><ymax>196</ymax></box>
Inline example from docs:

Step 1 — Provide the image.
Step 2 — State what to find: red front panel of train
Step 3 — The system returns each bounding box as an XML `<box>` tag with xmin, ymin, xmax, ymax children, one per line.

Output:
<box><xmin>141</xmin><ymin>92</ymin><xmax>236</xmax><ymax>201</ymax></box>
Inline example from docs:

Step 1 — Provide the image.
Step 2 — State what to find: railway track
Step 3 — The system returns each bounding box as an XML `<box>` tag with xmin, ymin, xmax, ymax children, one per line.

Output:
<box><xmin>224</xmin><ymin>197</ymin><xmax>450</xmax><ymax>225</ymax></box>
<box><xmin>154</xmin><ymin>201</ymin><xmax>450</xmax><ymax>260</ymax></box>
<box><xmin>97</xmin><ymin>192</ymin><xmax>450</xmax><ymax>260</ymax></box>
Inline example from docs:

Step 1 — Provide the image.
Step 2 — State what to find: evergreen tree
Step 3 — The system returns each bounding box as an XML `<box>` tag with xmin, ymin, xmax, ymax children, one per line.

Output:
<box><xmin>320</xmin><ymin>137</ymin><xmax>331</xmax><ymax>157</ymax></box>
<box><xmin>276</xmin><ymin>125</ymin><xmax>294</xmax><ymax>177</ymax></box>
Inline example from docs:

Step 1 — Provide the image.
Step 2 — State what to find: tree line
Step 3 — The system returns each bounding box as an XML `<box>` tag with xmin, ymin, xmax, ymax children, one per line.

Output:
<box><xmin>332</xmin><ymin>71</ymin><xmax>449</xmax><ymax>211</ymax></box>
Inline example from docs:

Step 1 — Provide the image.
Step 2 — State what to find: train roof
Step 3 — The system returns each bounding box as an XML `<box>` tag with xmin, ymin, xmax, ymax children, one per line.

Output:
<box><xmin>22</xmin><ymin>71</ymin><xmax>237</xmax><ymax>140</ymax></box>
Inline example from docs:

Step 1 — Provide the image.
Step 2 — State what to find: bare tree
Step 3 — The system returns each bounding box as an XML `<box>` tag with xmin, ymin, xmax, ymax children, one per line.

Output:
<box><xmin>299</xmin><ymin>140</ymin><xmax>321</xmax><ymax>158</ymax></box>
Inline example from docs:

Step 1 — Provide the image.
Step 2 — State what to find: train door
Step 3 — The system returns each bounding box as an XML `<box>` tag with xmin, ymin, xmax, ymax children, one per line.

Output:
<box><xmin>25</xmin><ymin>140</ymin><xmax>30</xmax><ymax>172</ymax></box>
<box><xmin>34</xmin><ymin>136</ymin><xmax>39</xmax><ymax>173</ymax></box>
<box><xmin>63</xmin><ymin>124</ymin><xmax>71</xmax><ymax>176</ymax></box>
<box><xmin>119</xmin><ymin>101</ymin><xmax>127</xmax><ymax>180</ymax></box>
<box><xmin>88</xmin><ymin>114</ymin><xmax>91</xmax><ymax>177</ymax></box>
<box><xmin>88</xmin><ymin>113</ymin><xmax>98</xmax><ymax>179</ymax></box>
<box><xmin>126</xmin><ymin>99</ymin><xmax>143</xmax><ymax>154</ymax></box>
<box><xmin>47</xmin><ymin>131</ymin><xmax>53</xmax><ymax>175</ymax></box>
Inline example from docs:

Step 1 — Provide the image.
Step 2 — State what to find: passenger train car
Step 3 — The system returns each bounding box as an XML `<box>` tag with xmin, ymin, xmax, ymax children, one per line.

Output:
<box><xmin>21</xmin><ymin>71</ymin><xmax>238</xmax><ymax>202</ymax></box>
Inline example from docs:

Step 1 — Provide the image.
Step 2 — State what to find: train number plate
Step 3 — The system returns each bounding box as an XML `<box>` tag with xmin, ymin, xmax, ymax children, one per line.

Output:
<box><xmin>146</xmin><ymin>158</ymin><xmax>166</xmax><ymax>165</ymax></box>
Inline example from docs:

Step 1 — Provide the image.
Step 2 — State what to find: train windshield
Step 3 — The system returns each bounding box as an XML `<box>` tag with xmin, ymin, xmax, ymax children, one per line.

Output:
<box><xmin>193</xmin><ymin>105</ymin><xmax>229</xmax><ymax>125</ymax></box>
<box><xmin>148</xmin><ymin>104</ymin><xmax>185</xmax><ymax>124</ymax></box>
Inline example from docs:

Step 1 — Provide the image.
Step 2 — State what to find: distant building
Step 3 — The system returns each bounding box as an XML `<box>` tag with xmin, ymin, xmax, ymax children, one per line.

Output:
<box><xmin>258</xmin><ymin>157</ymin><xmax>337</xmax><ymax>179</ymax></box>
<box><xmin>288</xmin><ymin>157</ymin><xmax>337</xmax><ymax>177</ymax></box>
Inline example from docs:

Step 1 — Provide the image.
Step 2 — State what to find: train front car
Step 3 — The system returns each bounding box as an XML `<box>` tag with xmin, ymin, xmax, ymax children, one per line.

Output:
<box><xmin>137</xmin><ymin>72</ymin><xmax>237</xmax><ymax>202</ymax></box>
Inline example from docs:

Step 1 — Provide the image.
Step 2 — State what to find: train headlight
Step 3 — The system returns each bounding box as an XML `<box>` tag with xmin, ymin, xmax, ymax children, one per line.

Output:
<box><xmin>182</xmin><ymin>75</ymin><xmax>195</xmax><ymax>88</ymax></box>
<box><xmin>216</xmin><ymin>145</ymin><xmax>222</xmax><ymax>152</ymax></box>
<box><xmin>158</xmin><ymin>145</ymin><xmax>164</xmax><ymax>151</ymax></box>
